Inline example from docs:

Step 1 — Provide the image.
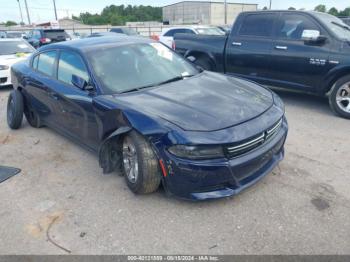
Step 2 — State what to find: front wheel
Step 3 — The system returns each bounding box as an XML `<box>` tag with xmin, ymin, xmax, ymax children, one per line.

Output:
<box><xmin>122</xmin><ymin>131</ymin><xmax>161</xmax><ymax>194</ymax></box>
<box><xmin>329</xmin><ymin>76</ymin><xmax>350</xmax><ymax>119</ymax></box>
<box><xmin>7</xmin><ymin>90</ymin><xmax>24</xmax><ymax>129</ymax></box>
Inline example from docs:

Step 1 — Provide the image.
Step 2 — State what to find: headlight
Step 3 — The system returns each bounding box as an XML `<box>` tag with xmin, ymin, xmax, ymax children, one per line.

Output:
<box><xmin>168</xmin><ymin>145</ymin><xmax>224</xmax><ymax>160</ymax></box>
<box><xmin>0</xmin><ymin>65</ymin><xmax>9</xmax><ymax>70</ymax></box>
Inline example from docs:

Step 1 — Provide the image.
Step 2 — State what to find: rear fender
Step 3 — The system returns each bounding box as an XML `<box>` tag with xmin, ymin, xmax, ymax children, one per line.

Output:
<box><xmin>184</xmin><ymin>50</ymin><xmax>217</xmax><ymax>70</ymax></box>
<box><xmin>322</xmin><ymin>65</ymin><xmax>350</xmax><ymax>95</ymax></box>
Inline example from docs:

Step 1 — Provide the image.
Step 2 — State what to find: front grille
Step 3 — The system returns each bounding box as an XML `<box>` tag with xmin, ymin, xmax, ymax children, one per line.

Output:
<box><xmin>225</xmin><ymin>118</ymin><xmax>283</xmax><ymax>159</ymax></box>
<box><xmin>0</xmin><ymin>77</ymin><xmax>7</xmax><ymax>84</ymax></box>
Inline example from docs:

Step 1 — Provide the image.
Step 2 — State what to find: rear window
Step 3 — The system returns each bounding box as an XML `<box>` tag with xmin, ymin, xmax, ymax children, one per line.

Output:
<box><xmin>110</xmin><ymin>28</ymin><xmax>123</xmax><ymax>33</ymax></box>
<box><xmin>43</xmin><ymin>30</ymin><xmax>67</xmax><ymax>39</ymax></box>
<box><xmin>164</xmin><ymin>29</ymin><xmax>195</xmax><ymax>37</ymax></box>
<box><xmin>195</xmin><ymin>27</ymin><xmax>225</xmax><ymax>35</ymax></box>
<box><xmin>239</xmin><ymin>14</ymin><xmax>275</xmax><ymax>37</ymax></box>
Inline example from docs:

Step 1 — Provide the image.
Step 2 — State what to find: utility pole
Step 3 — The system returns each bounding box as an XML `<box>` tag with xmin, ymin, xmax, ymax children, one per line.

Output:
<box><xmin>53</xmin><ymin>0</ymin><xmax>58</xmax><ymax>21</ymax></box>
<box><xmin>17</xmin><ymin>0</ymin><xmax>24</xmax><ymax>25</ymax></box>
<box><xmin>269</xmin><ymin>0</ymin><xmax>272</xmax><ymax>10</ymax></box>
<box><xmin>23</xmin><ymin>0</ymin><xmax>31</xmax><ymax>25</ymax></box>
<box><xmin>224</xmin><ymin>0</ymin><xmax>227</xmax><ymax>24</ymax></box>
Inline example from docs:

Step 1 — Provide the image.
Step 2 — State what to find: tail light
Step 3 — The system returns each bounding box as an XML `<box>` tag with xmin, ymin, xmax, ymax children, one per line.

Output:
<box><xmin>40</xmin><ymin>38</ymin><xmax>51</xmax><ymax>44</ymax></box>
<box><xmin>171</xmin><ymin>40</ymin><xmax>176</xmax><ymax>50</ymax></box>
<box><xmin>151</xmin><ymin>34</ymin><xmax>159</xmax><ymax>41</ymax></box>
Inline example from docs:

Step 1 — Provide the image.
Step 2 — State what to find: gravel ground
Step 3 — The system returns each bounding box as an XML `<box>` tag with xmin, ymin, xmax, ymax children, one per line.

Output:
<box><xmin>0</xmin><ymin>86</ymin><xmax>349</xmax><ymax>255</ymax></box>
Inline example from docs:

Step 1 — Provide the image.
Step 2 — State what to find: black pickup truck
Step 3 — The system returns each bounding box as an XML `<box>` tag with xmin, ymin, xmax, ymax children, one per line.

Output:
<box><xmin>175</xmin><ymin>11</ymin><xmax>350</xmax><ymax>119</ymax></box>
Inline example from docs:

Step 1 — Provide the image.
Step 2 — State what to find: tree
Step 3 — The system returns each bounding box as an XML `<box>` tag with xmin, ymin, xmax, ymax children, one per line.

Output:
<box><xmin>288</xmin><ymin>7</ymin><xmax>296</xmax><ymax>10</ymax></box>
<box><xmin>314</xmin><ymin>5</ymin><xmax>326</xmax><ymax>13</ymax></box>
<box><xmin>339</xmin><ymin>7</ymin><xmax>350</xmax><ymax>17</ymax></box>
<box><xmin>328</xmin><ymin>7</ymin><xmax>338</xmax><ymax>16</ymax></box>
<box><xmin>262</xmin><ymin>6</ymin><xmax>268</xmax><ymax>10</ymax></box>
<box><xmin>75</xmin><ymin>5</ymin><xmax>162</xmax><ymax>25</ymax></box>
<box><xmin>5</xmin><ymin>21</ymin><xmax>17</xmax><ymax>26</ymax></box>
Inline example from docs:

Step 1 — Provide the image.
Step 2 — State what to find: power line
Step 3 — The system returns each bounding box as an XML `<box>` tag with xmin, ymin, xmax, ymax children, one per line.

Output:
<box><xmin>23</xmin><ymin>0</ymin><xmax>31</xmax><ymax>25</ymax></box>
<box><xmin>17</xmin><ymin>0</ymin><xmax>24</xmax><ymax>24</ymax></box>
<box><xmin>52</xmin><ymin>0</ymin><xmax>58</xmax><ymax>20</ymax></box>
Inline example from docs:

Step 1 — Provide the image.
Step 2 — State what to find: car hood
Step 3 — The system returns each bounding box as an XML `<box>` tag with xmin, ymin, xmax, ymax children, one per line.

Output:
<box><xmin>114</xmin><ymin>71</ymin><xmax>274</xmax><ymax>132</ymax></box>
<box><xmin>0</xmin><ymin>54</ymin><xmax>30</xmax><ymax>67</ymax></box>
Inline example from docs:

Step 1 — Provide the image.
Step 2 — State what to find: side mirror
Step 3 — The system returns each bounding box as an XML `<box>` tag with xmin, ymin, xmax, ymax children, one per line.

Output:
<box><xmin>302</xmin><ymin>29</ymin><xmax>327</xmax><ymax>45</ymax></box>
<box><xmin>71</xmin><ymin>75</ymin><xmax>93</xmax><ymax>91</ymax></box>
<box><xmin>23</xmin><ymin>35</ymin><xmax>28</xmax><ymax>40</ymax></box>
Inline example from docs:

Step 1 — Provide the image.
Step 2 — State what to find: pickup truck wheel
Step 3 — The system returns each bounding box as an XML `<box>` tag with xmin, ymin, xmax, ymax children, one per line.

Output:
<box><xmin>329</xmin><ymin>76</ymin><xmax>350</xmax><ymax>119</ymax></box>
<box><xmin>7</xmin><ymin>90</ymin><xmax>24</xmax><ymax>130</ymax></box>
<box><xmin>122</xmin><ymin>131</ymin><xmax>161</xmax><ymax>194</ymax></box>
<box><xmin>194</xmin><ymin>56</ymin><xmax>212</xmax><ymax>71</ymax></box>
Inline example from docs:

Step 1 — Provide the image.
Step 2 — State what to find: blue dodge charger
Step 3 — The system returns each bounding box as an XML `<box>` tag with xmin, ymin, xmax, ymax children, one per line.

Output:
<box><xmin>7</xmin><ymin>35</ymin><xmax>288</xmax><ymax>200</ymax></box>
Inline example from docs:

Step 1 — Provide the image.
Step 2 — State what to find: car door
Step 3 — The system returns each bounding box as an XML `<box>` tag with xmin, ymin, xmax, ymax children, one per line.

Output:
<box><xmin>225</xmin><ymin>12</ymin><xmax>277</xmax><ymax>85</ymax></box>
<box><xmin>269</xmin><ymin>12</ymin><xmax>333</xmax><ymax>92</ymax></box>
<box><xmin>51</xmin><ymin>50</ymin><xmax>99</xmax><ymax>150</ymax></box>
<box><xmin>24</xmin><ymin>50</ymin><xmax>60</xmax><ymax>125</ymax></box>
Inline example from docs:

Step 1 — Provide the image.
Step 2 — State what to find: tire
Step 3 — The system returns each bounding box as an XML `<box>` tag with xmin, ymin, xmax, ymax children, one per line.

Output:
<box><xmin>329</xmin><ymin>75</ymin><xmax>350</xmax><ymax>119</ymax></box>
<box><xmin>122</xmin><ymin>131</ymin><xmax>161</xmax><ymax>194</ymax></box>
<box><xmin>194</xmin><ymin>56</ymin><xmax>213</xmax><ymax>71</ymax></box>
<box><xmin>24</xmin><ymin>105</ymin><xmax>42</xmax><ymax>128</ymax></box>
<box><xmin>7</xmin><ymin>90</ymin><xmax>24</xmax><ymax>129</ymax></box>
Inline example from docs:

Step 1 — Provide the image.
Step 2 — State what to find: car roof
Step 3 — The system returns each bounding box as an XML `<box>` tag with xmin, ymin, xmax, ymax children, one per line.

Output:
<box><xmin>39</xmin><ymin>35</ymin><xmax>154</xmax><ymax>53</ymax></box>
<box><xmin>161</xmin><ymin>25</ymin><xmax>217</xmax><ymax>33</ymax></box>
<box><xmin>241</xmin><ymin>10</ymin><xmax>323</xmax><ymax>15</ymax></box>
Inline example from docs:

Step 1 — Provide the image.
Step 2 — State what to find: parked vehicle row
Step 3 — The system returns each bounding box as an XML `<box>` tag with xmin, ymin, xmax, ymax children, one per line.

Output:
<box><xmin>174</xmin><ymin>10</ymin><xmax>350</xmax><ymax>119</ymax></box>
<box><xmin>0</xmin><ymin>38</ymin><xmax>35</xmax><ymax>87</ymax></box>
<box><xmin>6</xmin><ymin>34</ymin><xmax>287</xmax><ymax>200</ymax></box>
<box><xmin>155</xmin><ymin>25</ymin><xmax>225</xmax><ymax>48</ymax></box>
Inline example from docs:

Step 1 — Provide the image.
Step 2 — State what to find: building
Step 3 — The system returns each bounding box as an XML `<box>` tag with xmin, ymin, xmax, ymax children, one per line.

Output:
<box><xmin>163</xmin><ymin>1</ymin><xmax>257</xmax><ymax>25</ymax></box>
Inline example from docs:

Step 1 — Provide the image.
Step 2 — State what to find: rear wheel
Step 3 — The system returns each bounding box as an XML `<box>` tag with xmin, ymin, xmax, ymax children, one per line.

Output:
<box><xmin>122</xmin><ymin>131</ymin><xmax>161</xmax><ymax>194</ymax></box>
<box><xmin>24</xmin><ymin>106</ymin><xmax>43</xmax><ymax>128</ymax></box>
<box><xmin>329</xmin><ymin>76</ymin><xmax>350</xmax><ymax>119</ymax></box>
<box><xmin>7</xmin><ymin>90</ymin><xmax>24</xmax><ymax>129</ymax></box>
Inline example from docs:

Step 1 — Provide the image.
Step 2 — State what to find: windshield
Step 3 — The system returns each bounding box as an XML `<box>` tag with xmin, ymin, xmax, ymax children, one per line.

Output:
<box><xmin>0</xmin><ymin>40</ymin><xmax>34</xmax><ymax>55</ymax></box>
<box><xmin>87</xmin><ymin>42</ymin><xmax>199</xmax><ymax>94</ymax></box>
<box><xmin>195</xmin><ymin>27</ymin><xmax>225</xmax><ymax>35</ymax></box>
<box><xmin>314</xmin><ymin>12</ymin><xmax>350</xmax><ymax>40</ymax></box>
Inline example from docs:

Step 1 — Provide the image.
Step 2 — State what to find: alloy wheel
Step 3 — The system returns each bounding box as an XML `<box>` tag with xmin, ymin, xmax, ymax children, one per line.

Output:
<box><xmin>336</xmin><ymin>82</ymin><xmax>350</xmax><ymax>113</ymax></box>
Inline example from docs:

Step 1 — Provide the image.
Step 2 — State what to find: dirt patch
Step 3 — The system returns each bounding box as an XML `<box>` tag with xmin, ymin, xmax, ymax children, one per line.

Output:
<box><xmin>25</xmin><ymin>211</ymin><xmax>64</xmax><ymax>238</ymax></box>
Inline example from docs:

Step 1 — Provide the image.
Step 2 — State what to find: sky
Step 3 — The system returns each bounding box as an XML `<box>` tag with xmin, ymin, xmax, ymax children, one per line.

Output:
<box><xmin>0</xmin><ymin>0</ymin><xmax>348</xmax><ymax>24</ymax></box>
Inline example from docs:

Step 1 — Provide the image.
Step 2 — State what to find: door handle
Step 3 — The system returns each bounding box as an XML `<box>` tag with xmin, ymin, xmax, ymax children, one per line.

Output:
<box><xmin>232</xmin><ymin>42</ymin><xmax>242</xmax><ymax>46</ymax></box>
<box><xmin>48</xmin><ymin>91</ymin><xmax>59</xmax><ymax>100</ymax></box>
<box><xmin>275</xmin><ymin>45</ymin><xmax>288</xmax><ymax>50</ymax></box>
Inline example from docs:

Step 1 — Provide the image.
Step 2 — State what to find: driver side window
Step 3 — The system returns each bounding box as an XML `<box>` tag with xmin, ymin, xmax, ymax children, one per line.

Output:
<box><xmin>277</xmin><ymin>14</ymin><xmax>320</xmax><ymax>40</ymax></box>
<box><xmin>57</xmin><ymin>51</ymin><xmax>89</xmax><ymax>86</ymax></box>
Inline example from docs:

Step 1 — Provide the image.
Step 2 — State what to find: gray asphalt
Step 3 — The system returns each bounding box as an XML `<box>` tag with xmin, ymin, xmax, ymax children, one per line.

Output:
<box><xmin>0</xmin><ymin>87</ymin><xmax>349</xmax><ymax>254</ymax></box>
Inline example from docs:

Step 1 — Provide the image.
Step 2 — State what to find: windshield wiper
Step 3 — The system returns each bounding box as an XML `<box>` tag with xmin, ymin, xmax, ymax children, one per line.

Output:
<box><xmin>120</xmin><ymin>75</ymin><xmax>195</xmax><ymax>94</ymax></box>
